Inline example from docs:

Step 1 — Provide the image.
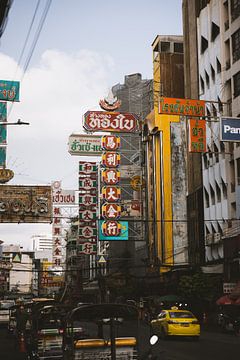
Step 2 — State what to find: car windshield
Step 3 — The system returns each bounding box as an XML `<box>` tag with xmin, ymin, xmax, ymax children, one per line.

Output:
<box><xmin>169</xmin><ymin>311</ymin><xmax>194</xmax><ymax>319</ymax></box>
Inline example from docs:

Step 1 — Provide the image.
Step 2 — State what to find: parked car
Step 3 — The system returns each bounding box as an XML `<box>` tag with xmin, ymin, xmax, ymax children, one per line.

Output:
<box><xmin>151</xmin><ymin>307</ymin><xmax>200</xmax><ymax>340</ymax></box>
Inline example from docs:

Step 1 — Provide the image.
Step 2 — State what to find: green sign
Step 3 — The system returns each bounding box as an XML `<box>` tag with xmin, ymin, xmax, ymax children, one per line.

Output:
<box><xmin>0</xmin><ymin>148</ymin><xmax>6</xmax><ymax>166</ymax></box>
<box><xmin>0</xmin><ymin>80</ymin><xmax>20</xmax><ymax>102</ymax></box>
<box><xmin>0</xmin><ymin>102</ymin><xmax>7</xmax><ymax>145</ymax></box>
<box><xmin>99</xmin><ymin>220</ymin><xmax>128</xmax><ymax>241</ymax></box>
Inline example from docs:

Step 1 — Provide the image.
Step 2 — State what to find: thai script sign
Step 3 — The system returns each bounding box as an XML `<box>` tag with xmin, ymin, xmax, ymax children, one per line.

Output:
<box><xmin>188</xmin><ymin>119</ymin><xmax>206</xmax><ymax>152</ymax></box>
<box><xmin>0</xmin><ymin>185</ymin><xmax>52</xmax><ymax>223</ymax></box>
<box><xmin>0</xmin><ymin>80</ymin><xmax>20</xmax><ymax>102</ymax></box>
<box><xmin>83</xmin><ymin>111</ymin><xmax>139</xmax><ymax>133</ymax></box>
<box><xmin>99</xmin><ymin>220</ymin><xmax>128</xmax><ymax>240</ymax></box>
<box><xmin>68</xmin><ymin>134</ymin><xmax>102</xmax><ymax>156</ymax></box>
<box><xmin>220</xmin><ymin>117</ymin><xmax>240</xmax><ymax>142</ymax></box>
<box><xmin>52</xmin><ymin>189</ymin><xmax>75</xmax><ymax>205</ymax></box>
<box><xmin>159</xmin><ymin>97</ymin><xmax>205</xmax><ymax>117</ymax></box>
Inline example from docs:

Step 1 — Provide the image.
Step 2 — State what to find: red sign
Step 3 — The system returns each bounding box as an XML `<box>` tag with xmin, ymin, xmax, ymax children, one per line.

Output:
<box><xmin>101</xmin><ymin>135</ymin><xmax>120</xmax><ymax>150</ymax></box>
<box><xmin>83</xmin><ymin>111</ymin><xmax>139</xmax><ymax>133</ymax></box>
<box><xmin>102</xmin><ymin>186</ymin><xmax>121</xmax><ymax>202</ymax></box>
<box><xmin>102</xmin><ymin>203</ymin><xmax>121</xmax><ymax>219</ymax></box>
<box><xmin>79</xmin><ymin>209</ymin><xmax>96</xmax><ymax>221</ymax></box>
<box><xmin>188</xmin><ymin>119</ymin><xmax>206</xmax><ymax>152</ymax></box>
<box><xmin>102</xmin><ymin>169</ymin><xmax>120</xmax><ymax>185</ymax></box>
<box><xmin>159</xmin><ymin>97</ymin><xmax>205</xmax><ymax>116</ymax></box>
<box><xmin>101</xmin><ymin>152</ymin><xmax>120</xmax><ymax>167</ymax></box>
<box><xmin>102</xmin><ymin>220</ymin><xmax>121</xmax><ymax>236</ymax></box>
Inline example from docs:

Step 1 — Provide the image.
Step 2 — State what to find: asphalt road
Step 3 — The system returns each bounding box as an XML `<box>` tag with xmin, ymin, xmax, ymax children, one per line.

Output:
<box><xmin>139</xmin><ymin>323</ymin><xmax>240</xmax><ymax>360</ymax></box>
<box><xmin>0</xmin><ymin>323</ymin><xmax>239</xmax><ymax>360</ymax></box>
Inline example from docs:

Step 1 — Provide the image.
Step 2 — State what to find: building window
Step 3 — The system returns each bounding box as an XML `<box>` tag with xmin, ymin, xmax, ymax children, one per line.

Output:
<box><xmin>210</xmin><ymin>185</ymin><xmax>215</xmax><ymax>205</ymax></box>
<box><xmin>232</xmin><ymin>28</ymin><xmax>240</xmax><ymax>63</ymax></box>
<box><xmin>160</xmin><ymin>41</ymin><xmax>170</xmax><ymax>53</ymax></box>
<box><xmin>216</xmin><ymin>57</ymin><xmax>222</xmax><ymax>73</ymax></box>
<box><xmin>201</xmin><ymin>36</ymin><xmax>208</xmax><ymax>53</ymax></box>
<box><xmin>237</xmin><ymin>158</ymin><xmax>240</xmax><ymax>184</ymax></box>
<box><xmin>211</xmin><ymin>22</ymin><xmax>220</xmax><ymax>41</ymax></box>
<box><xmin>203</xmin><ymin>153</ymin><xmax>209</xmax><ymax>169</ymax></box>
<box><xmin>233</xmin><ymin>71</ymin><xmax>240</xmax><ymax>97</ymax></box>
<box><xmin>204</xmin><ymin>187</ymin><xmax>210</xmax><ymax>208</ymax></box>
<box><xmin>211</xmin><ymin>64</ymin><xmax>215</xmax><ymax>82</ymax></box>
<box><xmin>200</xmin><ymin>75</ymin><xmax>205</xmax><ymax>93</ymax></box>
<box><xmin>231</xmin><ymin>0</ymin><xmax>240</xmax><ymax>22</ymax></box>
<box><xmin>205</xmin><ymin>70</ymin><xmax>210</xmax><ymax>88</ymax></box>
<box><xmin>222</xmin><ymin>179</ymin><xmax>227</xmax><ymax>199</ymax></box>
<box><xmin>216</xmin><ymin>182</ymin><xmax>221</xmax><ymax>202</ymax></box>
<box><xmin>174</xmin><ymin>42</ymin><xmax>183</xmax><ymax>53</ymax></box>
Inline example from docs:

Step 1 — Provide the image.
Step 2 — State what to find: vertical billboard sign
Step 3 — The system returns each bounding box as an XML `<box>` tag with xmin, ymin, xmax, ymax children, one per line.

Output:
<box><xmin>0</xmin><ymin>102</ymin><xmax>7</xmax><ymax>168</ymax></box>
<box><xmin>188</xmin><ymin>119</ymin><xmax>206</xmax><ymax>152</ymax></box>
<box><xmin>52</xmin><ymin>181</ymin><xmax>63</xmax><ymax>268</ymax></box>
<box><xmin>78</xmin><ymin>161</ymin><xmax>98</xmax><ymax>255</ymax></box>
<box><xmin>100</xmin><ymin>135</ymin><xmax>126</xmax><ymax>240</ymax></box>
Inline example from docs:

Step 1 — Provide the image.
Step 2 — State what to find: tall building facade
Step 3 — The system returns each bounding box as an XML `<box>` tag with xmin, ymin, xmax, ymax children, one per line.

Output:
<box><xmin>183</xmin><ymin>0</ymin><xmax>240</xmax><ymax>283</ymax></box>
<box><xmin>110</xmin><ymin>73</ymin><xmax>153</xmax><ymax>294</ymax></box>
<box><xmin>145</xmin><ymin>35</ymin><xmax>188</xmax><ymax>283</ymax></box>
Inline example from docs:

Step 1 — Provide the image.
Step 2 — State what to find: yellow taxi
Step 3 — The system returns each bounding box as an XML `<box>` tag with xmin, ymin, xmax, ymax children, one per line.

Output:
<box><xmin>151</xmin><ymin>307</ymin><xmax>200</xmax><ymax>340</ymax></box>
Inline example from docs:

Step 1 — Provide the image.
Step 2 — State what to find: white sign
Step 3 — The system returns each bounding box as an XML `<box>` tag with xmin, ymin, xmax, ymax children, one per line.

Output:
<box><xmin>119</xmin><ymin>165</ymin><xmax>141</xmax><ymax>178</ymax></box>
<box><xmin>52</xmin><ymin>189</ymin><xmax>76</xmax><ymax>205</ymax></box>
<box><xmin>68</xmin><ymin>134</ymin><xmax>102</xmax><ymax>155</ymax></box>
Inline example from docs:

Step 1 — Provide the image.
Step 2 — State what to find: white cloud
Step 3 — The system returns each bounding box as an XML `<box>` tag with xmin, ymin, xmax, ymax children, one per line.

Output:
<box><xmin>0</xmin><ymin>49</ymin><xmax>114</xmax><ymax>247</ymax></box>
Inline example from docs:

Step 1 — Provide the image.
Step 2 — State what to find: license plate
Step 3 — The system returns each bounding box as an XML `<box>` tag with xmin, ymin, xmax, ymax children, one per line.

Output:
<box><xmin>181</xmin><ymin>324</ymin><xmax>189</xmax><ymax>327</ymax></box>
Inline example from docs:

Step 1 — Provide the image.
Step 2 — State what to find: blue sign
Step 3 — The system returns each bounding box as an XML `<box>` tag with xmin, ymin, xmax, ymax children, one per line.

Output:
<box><xmin>99</xmin><ymin>220</ymin><xmax>128</xmax><ymax>241</ymax></box>
<box><xmin>221</xmin><ymin>117</ymin><xmax>240</xmax><ymax>142</ymax></box>
<box><xmin>0</xmin><ymin>80</ymin><xmax>20</xmax><ymax>102</ymax></box>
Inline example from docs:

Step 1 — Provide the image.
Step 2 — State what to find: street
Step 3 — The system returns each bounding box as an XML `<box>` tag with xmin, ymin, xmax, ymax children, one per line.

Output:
<box><xmin>1</xmin><ymin>323</ymin><xmax>239</xmax><ymax>360</ymax></box>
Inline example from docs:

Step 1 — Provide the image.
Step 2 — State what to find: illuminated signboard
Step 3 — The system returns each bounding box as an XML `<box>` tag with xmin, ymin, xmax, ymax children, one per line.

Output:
<box><xmin>83</xmin><ymin>111</ymin><xmax>139</xmax><ymax>133</ymax></box>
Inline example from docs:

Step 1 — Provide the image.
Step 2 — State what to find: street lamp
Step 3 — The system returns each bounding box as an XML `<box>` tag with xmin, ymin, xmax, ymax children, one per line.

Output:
<box><xmin>0</xmin><ymin>119</ymin><xmax>30</xmax><ymax>125</ymax></box>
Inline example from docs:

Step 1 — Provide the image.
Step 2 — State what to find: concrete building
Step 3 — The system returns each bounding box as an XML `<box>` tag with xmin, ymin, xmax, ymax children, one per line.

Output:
<box><xmin>145</xmin><ymin>35</ymin><xmax>188</xmax><ymax>284</ymax></box>
<box><xmin>183</xmin><ymin>0</ymin><xmax>240</xmax><ymax>283</ymax></box>
<box><xmin>2</xmin><ymin>244</ymin><xmax>34</xmax><ymax>297</ymax></box>
<box><xmin>110</xmin><ymin>73</ymin><xmax>153</xmax><ymax>285</ymax></box>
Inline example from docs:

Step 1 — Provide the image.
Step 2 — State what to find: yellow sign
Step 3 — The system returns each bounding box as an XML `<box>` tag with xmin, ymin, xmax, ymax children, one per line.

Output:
<box><xmin>0</xmin><ymin>168</ymin><xmax>14</xmax><ymax>183</ymax></box>
<box><xmin>130</xmin><ymin>175</ymin><xmax>145</xmax><ymax>191</ymax></box>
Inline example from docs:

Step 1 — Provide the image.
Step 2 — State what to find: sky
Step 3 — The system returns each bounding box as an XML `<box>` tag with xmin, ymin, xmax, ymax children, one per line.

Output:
<box><xmin>0</xmin><ymin>0</ymin><xmax>182</xmax><ymax>249</ymax></box>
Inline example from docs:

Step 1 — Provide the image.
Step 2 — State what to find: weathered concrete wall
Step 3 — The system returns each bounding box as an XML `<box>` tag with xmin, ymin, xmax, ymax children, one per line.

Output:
<box><xmin>171</xmin><ymin>118</ymin><xmax>188</xmax><ymax>264</ymax></box>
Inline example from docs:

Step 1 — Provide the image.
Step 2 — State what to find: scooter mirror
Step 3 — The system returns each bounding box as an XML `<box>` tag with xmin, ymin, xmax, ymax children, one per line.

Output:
<box><xmin>150</xmin><ymin>335</ymin><xmax>158</xmax><ymax>345</ymax></box>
